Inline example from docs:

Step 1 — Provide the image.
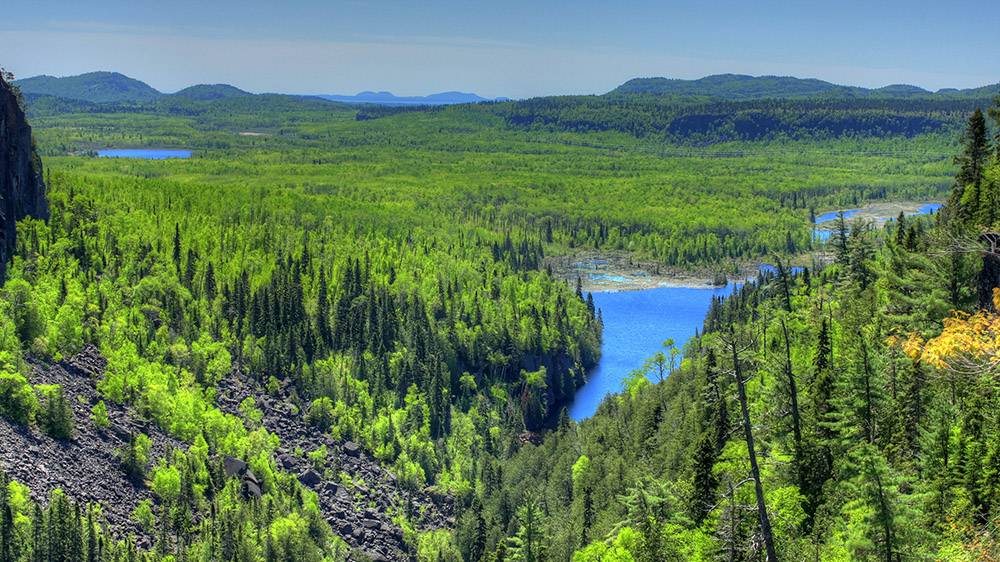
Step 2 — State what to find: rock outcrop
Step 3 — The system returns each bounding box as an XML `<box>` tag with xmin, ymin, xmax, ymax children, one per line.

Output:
<box><xmin>0</xmin><ymin>73</ymin><xmax>49</xmax><ymax>284</ymax></box>
<box><xmin>214</xmin><ymin>371</ymin><xmax>455</xmax><ymax>561</ymax></box>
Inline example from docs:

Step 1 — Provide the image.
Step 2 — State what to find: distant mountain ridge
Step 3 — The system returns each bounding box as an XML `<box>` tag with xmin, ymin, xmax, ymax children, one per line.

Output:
<box><xmin>314</xmin><ymin>91</ymin><xmax>507</xmax><ymax>105</ymax></box>
<box><xmin>14</xmin><ymin>71</ymin><xmax>503</xmax><ymax>106</ymax></box>
<box><xmin>609</xmin><ymin>74</ymin><xmax>999</xmax><ymax>100</ymax></box>
<box><xmin>14</xmin><ymin>72</ymin><xmax>254</xmax><ymax>104</ymax></box>
<box><xmin>14</xmin><ymin>70</ymin><xmax>998</xmax><ymax>107</ymax></box>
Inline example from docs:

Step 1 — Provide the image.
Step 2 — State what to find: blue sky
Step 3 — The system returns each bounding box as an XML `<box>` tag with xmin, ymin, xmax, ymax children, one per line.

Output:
<box><xmin>1</xmin><ymin>0</ymin><xmax>997</xmax><ymax>99</ymax></box>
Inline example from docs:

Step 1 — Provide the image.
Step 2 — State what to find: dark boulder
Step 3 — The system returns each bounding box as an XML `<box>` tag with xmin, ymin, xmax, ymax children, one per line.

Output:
<box><xmin>343</xmin><ymin>441</ymin><xmax>362</xmax><ymax>457</ymax></box>
<box><xmin>223</xmin><ymin>455</ymin><xmax>248</xmax><ymax>479</ymax></box>
<box><xmin>244</xmin><ymin>480</ymin><xmax>262</xmax><ymax>499</ymax></box>
<box><xmin>298</xmin><ymin>469</ymin><xmax>322</xmax><ymax>486</ymax></box>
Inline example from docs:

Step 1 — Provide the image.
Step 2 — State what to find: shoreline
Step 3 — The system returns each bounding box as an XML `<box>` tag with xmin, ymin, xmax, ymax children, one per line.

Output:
<box><xmin>814</xmin><ymin>200</ymin><xmax>942</xmax><ymax>229</ymax></box>
<box><xmin>546</xmin><ymin>251</ymin><xmax>761</xmax><ymax>293</ymax></box>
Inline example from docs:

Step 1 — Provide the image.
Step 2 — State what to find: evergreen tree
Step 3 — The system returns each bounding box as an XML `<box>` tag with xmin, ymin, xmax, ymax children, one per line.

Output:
<box><xmin>509</xmin><ymin>499</ymin><xmax>547</xmax><ymax>562</ymax></box>
<box><xmin>689</xmin><ymin>431</ymin><xmax>718</xmax><ymax>525</ymax></box>
<box><xmin>38</xmin><ymin>385</ymin><xmax>74</xmax><ymax>441</ymax></box>
<box><xmin>0</xmin><ymin>467</ymin><xmax>12</xmax><ymax>562</ymax></box>
<box><xmin>172</xmin><ymin>222</ymin><xmax>182</xmax><ymax>273</ymax></box>
<box><xmin>950</xmin><ymin>108</ymin><xmax>993</xmax><ymax>225</ymax></box>
<box><xmin>203</xmin><ymin>262</ymin><xmax>217</xmax><ymax>301</ymax></box>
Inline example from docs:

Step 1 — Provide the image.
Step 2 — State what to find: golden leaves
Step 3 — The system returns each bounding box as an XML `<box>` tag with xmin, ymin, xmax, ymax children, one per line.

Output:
<box><xmin>894</xmin><ymin>288</ymin><xmax>1000</xmax><ymax>375</ymax></box>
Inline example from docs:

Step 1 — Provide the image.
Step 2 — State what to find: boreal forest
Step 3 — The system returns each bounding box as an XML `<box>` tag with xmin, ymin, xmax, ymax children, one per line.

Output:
<box><xmin>2</xmin><ymin>67</ymin><xmax>1000</xmax><ymax>562</ymax></box>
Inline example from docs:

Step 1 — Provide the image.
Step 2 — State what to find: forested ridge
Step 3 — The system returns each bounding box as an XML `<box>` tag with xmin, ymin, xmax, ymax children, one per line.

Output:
<box><xmin>1</xmin><ymin>66</ymin><xmax>999</xmax><ymax>562</ymax></box>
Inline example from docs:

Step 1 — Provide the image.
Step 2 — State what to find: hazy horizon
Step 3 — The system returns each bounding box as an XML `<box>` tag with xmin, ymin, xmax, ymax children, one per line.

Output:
<box><xmin>10</xmin><ymin>69</ymin><xmax>1000</xmax><ymax>101</ymax></box>
<box><xmin>2</xmin><ymin>0</ymin><xmax>998</xmax><ymax>99</ymax></box>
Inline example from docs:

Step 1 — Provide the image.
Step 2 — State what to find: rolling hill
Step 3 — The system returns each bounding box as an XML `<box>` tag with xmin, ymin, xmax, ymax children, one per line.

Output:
<box><xmin>609</xmin><ymin>73</ymin><xmax>999</xmax><ymax>100</ymax></box>
<box><xmin>15</xmin><ymin>71</ymin><xmax>164</xmax><ymax>103</ymax></box>
<box><xmin>170</xmin><ymin>83</ymin><xmax>253</xmax><ymax>101</ymax></box>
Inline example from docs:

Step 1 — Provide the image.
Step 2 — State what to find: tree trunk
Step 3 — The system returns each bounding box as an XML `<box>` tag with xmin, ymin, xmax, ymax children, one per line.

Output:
<box><xmin>731</xmin><ymin>327</ymin><xmax>779</xmax><ymax>562</ymax></box>
<box><xmin>780</xmin><ymin>318</ymin><xmax>802</xmax><ymax>451</ymax></box>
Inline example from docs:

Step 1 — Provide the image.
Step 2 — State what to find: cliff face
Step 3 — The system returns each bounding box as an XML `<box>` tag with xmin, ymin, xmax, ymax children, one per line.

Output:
<box><xmin>0</xmin><ymin>73</ymin><xmax>49</xmax><ymax>283</ymax></box>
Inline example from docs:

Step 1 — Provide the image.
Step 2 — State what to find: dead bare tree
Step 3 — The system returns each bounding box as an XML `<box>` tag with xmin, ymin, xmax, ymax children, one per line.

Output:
<box><xmin>719</xmin><ymin>324</ymin><xmax>779</xmax><ymax>562</ymax></box>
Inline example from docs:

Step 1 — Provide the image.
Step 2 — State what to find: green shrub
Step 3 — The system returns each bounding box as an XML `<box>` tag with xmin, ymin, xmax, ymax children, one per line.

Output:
<box><xmin>0</xmin><ymin>369</ymin><xmax>37</xmax><ymax>424</ymax></box>
<box><xmin>305</xmin><ymin>397</ymin><xmax>334</xmax><ymax>431</ymax></box>
<box><xmin>131</xmin><ymin>499</ymin><xmax>155</xmax><ymax>533</ymax></box>
<box><xmin>307</xmin><ymin>445</ymin><xmax>328</xmax><ymax>471</ymax></box>
<box><xmin>122</xmin><ymin>432</ymin><xmax>152</xmax><ymax>480</ymax></box>
<box><xmin>91</xmin><ymin>400</ymin><xmax>110</xmax><ymax>428</ymax></box>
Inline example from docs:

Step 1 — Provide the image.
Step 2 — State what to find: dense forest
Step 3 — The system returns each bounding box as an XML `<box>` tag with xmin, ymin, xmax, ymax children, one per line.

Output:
<box><xmin>1</xmin><ymin>69</ymin><xmax>1000</xmax><ymax>561</ymax></box>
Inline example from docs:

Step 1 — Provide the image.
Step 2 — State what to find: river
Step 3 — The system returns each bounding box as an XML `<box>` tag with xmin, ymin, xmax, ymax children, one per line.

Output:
<box><xmin>567</xmin><ymin>202</ymin><xmax>943</xmax><ymax>420</ymax></box>
<box><xmin>566</xmin><ymin>281</ymin><xmax>743</xmax><ymax>420</ymax></box>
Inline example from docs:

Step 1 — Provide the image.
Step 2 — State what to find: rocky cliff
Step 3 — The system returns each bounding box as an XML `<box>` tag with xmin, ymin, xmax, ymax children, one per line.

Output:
<box><xmin>0</xmin><ymin>73</ymin><xmax>49</xmax><ymax>284</ymax></box>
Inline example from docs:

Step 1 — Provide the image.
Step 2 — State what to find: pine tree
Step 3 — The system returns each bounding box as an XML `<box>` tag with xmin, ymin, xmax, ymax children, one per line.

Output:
<box><xmin>950</xmin><ymin>108</ymin><xmax>993</xmax><ymax>225</ymax></box>
<box><xmin>172</xmin><ymin>222</ymin><xmax>182</xmax><ymax>273</ymax></box>
<box><xmin>0</xmin><ymin>467</ymin><xmax>12</xmax><ymax>562</ymax></box>
<box><xmin>184</xmin><ymin>248</ymin><xmax>197</xmax><ymax>291</ymax></box>
<box><xmin>690</xmin><ymin>431</ymin><xmax>718</xmax><ymax>525</ymax></box>
<box><xmin>39</xmin><ymin>385</ymin><xmax>74</xmax><ymax>441</ymax></box>
<box><xmin>509</xmin><ymin>499</ymin><xmax>547</xmax><ymax>562</ymax></box>
<box><xmin>723</xmin><ymin>325</ymin><xmax>778</xmax><ymax>561</ymax></box>
<box><xmin>203</xmin><ymin>262</ymin><xmax>217</xmax><ymax>301</ymax></box>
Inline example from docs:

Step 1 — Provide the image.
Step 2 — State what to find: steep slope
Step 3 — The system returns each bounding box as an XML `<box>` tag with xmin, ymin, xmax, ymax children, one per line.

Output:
<box><xmin>0</xmin><ymin>346</ymin><xmax>184</xmax><ymax>547</ymax></box>
<box><xmin>1</xmin><ymin>345</ymin><xmax>452</xmax><ymax>560</ymax></box>
<box><xmin>0</xmin><ymin>72</ymin><xmax>48</xmax><ymax>283</ymax></box>
<box><xmin>14</xmin><ymin>71</ymin><xmax>163</xmax><ymax>104</ymax></box>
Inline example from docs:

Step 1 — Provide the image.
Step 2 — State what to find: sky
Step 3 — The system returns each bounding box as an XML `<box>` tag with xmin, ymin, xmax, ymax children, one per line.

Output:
<box><xmin>1</xmin><ymin>0</ymin><xmax>998</xmax><ymax>99</ymax></box>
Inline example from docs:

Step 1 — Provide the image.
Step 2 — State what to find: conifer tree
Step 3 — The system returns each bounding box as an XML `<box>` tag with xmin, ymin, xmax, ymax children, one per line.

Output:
<box><xmin>0</xmin><ymin>467</ymin><xmax>11</xmax><ymax>562</ymax></box>
<box><xmin>39</xmin><ymin>385</ymin><xmax>74</xmax><ymax>441</ymax></box>
<box><xmin>950</xmin><ymin>108</ymin><xmax>994</xmax><ymax>225</ymax></box>
<box><xmin>203</xmin><ymin>262</ymin><xmax>216</xmax><ymax>301</ymax></box>
<box><xmin>509</xmin><ymin>499</ymin><xmax>547</xmax><ymax>562</ymax></box>
<box><xmin>172</xmin><ymin>222</ymin><xmax>181</xmax><ymax>273</ymax></box>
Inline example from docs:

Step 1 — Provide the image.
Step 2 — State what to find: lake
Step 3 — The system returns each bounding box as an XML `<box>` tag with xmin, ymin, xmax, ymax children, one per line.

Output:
<box><xmin>98</xmin><ymin>149</ymin><xmax>192</xmax><ymax>159</ymax></box>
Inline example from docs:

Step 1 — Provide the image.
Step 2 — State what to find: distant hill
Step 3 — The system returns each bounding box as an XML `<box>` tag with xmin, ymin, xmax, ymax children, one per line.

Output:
<box><xmin>15</xmin><ymin>71</ymin><xmax>164</xmax><ymax>104</ymax></box>
<box><xmin>170</xmin><ymin>84</ymin><xmax>252</xmax><ymax>101</ymax></box>
<box><xmin>14</xmin><ymin>71</ymin><xmax>504</xmax><ymax>106</ymax></box>
<box><xmin>610</xmin><ymin>74</ymin><xmax>858</xmax><ymax>99</ymax></box>
<box><xmin>610</xmin><ymin>74</ymin><xmax>999</xmax><ymax>101</ymax></box>
<box><xmin>872</xmin><ymin>84</ymin><xmax>931</xmax><ymax>97</ymax></box>
<box><xmin>316</xmin><ymin>91</ymin><xmax>501</xmax><ymax>105</ymax></box>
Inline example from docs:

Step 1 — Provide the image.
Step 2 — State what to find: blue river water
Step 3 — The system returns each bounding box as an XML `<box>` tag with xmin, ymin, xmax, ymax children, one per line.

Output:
<box><xmin>98</xmin><ymin>149</ymin><xmax>192</xmax><ymax>159</ymax></box>
<box><xmin>812</xmin><ymin>203</ymin><xmax>942</xmax><ymax>242</ymax></box>
<box><xmin>566</xmin><ymin>201</ymin><xmax>946</xmax><ymax>421</ymax></box>
<box><xmin>567</xmin><ymin>281</ymin><xmax>745</xmax><ymax>420</ymax></box>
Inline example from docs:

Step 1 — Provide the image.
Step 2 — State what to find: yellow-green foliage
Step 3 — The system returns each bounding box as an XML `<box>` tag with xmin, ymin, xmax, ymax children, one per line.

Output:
<box><xmin>0</xmin><ymin>368</ymin><xmax>36</xmax><ymax>424</ymax></box>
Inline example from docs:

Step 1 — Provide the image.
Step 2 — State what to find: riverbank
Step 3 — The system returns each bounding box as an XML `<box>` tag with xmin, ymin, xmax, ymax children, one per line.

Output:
<box><xmin>815</xmin><ymin>200</ymin><xmax>942</xmax><ymax>226</ymax></box>
<box><xmin>546</xmin><ymin>251</ymin><xmax>761</xmax><ymax>293</ymax></box>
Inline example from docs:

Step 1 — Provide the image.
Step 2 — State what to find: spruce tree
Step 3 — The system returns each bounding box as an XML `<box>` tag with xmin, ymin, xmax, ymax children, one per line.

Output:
<box><xmin>0</xmin><ymin>467</ymin><xmax>11</xmax><ymax>562</ymax></box>
<box><xmin>203</xmin><ymin>261</ymin><xmax>216</xmax><ymax>301</ymax></box>
<box><xmin>172</xmin><ymin>222</ymin><xmax>181</xmax><ymax>273</ymax></box>
<box><xmin>951</xmin><ymin>108</ymin><xmax>993</xmax><ymax>225</ymax></box>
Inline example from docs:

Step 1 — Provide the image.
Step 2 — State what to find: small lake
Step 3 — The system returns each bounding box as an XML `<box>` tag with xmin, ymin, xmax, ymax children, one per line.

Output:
<box><xmin>98</xmin><ymin>149</ymin><xmax>192</xmax><ymax>159</ymax></box>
